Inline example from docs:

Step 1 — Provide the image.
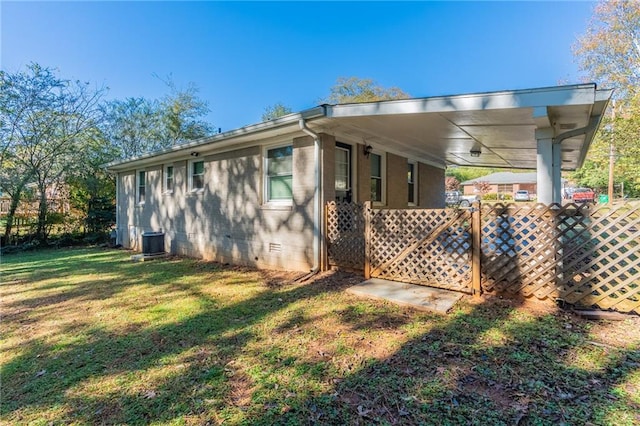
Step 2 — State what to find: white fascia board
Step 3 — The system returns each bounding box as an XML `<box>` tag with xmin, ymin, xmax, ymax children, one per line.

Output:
<box><xmin>573</xmin><ymin>90</ymin><xmax>613</xmax><ymax>170</ymax></box>
<box><xmin>326</xmin><ymin>84</ymin><xmax>599</xmax><ymax>118</ymax></box>
<box><xmin>104</xmin><ymin>106</ymin><xmax>326</xmax><ymax>171</ymax></box>
<box><xmin>595</xmin><ymin>88</ymin><xmax>614</xmax><ymax>103</ymax></box>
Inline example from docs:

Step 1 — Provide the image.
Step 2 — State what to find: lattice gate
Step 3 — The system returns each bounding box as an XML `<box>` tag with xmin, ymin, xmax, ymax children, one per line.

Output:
<box><xmin>326</xmin><ymin>202</ymin><xmax>474</xmax><ymax>293</ymax></box>
<box><xmin>368</xmin><ymin>207</ymin><xmax>474</xmax><ymax>293</ymax></box>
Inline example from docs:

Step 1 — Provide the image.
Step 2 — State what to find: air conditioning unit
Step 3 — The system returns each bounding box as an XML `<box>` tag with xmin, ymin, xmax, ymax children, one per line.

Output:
<box><xmin>142</xmin><ymin>232</ymin><xmax>165</xmax><ymax>255</ymax></box>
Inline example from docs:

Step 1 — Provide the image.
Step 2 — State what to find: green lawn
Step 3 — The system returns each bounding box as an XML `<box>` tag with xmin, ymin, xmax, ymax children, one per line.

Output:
<box><xmin>2</xmin><ymin>248</ymin><xmax>639</xmax><ymax>425</ymax></box>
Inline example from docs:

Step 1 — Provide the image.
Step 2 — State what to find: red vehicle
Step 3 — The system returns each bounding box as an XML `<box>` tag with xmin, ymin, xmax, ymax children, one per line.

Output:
<box><xmin>571</xmin><ymin>188</ymin><xmax>596</xmax><ymax>203</ymax></box>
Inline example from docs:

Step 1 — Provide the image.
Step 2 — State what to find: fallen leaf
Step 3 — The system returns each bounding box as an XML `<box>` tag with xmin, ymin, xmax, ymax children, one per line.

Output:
<box><xmin>143</xmin><ymin>390</ymin><xmax>156</xmax><ymax>399</ymax></box>
<box><xmin>357</xmin><ymin>405</ymin><xmax>372</xmax><ymax>417</ymax></box>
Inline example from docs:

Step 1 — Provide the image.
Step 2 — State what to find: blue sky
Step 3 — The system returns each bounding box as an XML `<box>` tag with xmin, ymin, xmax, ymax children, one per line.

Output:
<box><xmin>2</xmin><ymin>1</ymin><xmax>596</xmax><ymax>131</ymax></box>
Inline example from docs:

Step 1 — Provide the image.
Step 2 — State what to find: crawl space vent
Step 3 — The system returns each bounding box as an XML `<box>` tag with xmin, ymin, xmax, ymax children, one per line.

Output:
<box><xmin>269</xmin><ymin>243</ymin><xmax>282</xmax><ymax>253</ymax></box>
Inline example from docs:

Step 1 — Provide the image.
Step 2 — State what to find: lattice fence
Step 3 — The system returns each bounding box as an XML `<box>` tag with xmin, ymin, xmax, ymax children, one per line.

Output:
<box><xmin>369</xmin><ymin>208</ymin><xmax>473</xmax><ymax>293</ymax></box>
<box><xmin>557</xmin><ymin>202</ymin><xmax>640</xmax><ymax>313</ymax></box>
<box><xmin>326</xmin><ymin>201</ymin><xmax>640</xmax><ymax>314</ymax></box>
<box><xmin>480</xmin><ymin>203</ymin><xmax>561</xmax><ymax>300</ymax></box>
<box><xmin>481</xmin><ymin>202</ymin><xmax>640</xmax><ymax>313</ymax></box>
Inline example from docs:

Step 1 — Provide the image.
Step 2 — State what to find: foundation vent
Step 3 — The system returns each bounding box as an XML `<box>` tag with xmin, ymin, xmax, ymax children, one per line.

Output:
<box><xmin>269</xmin><ymin>243</ymin><xmax>282</xmax><ymax>253</ymax></box>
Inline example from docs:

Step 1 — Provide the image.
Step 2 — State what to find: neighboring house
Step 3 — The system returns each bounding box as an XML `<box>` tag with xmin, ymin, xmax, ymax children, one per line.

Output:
<box><xmin>106</xmin><ymin>84</ymin><xmax>611</xmax><ymax>272</ymax></box>
<box><xmin>0</xmin><ymin>183</ymin><xmax>70</xmax><ymax>218</ymax></box>
<box><xmin>460</xmin><ymin>172</ymin><xmax>539</xmax><ymax>198</ymax></box>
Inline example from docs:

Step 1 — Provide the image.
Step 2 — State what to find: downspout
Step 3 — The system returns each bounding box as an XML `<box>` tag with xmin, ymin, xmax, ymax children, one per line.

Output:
<box><xmin>115</xmin><ymin>172</ymin><xmax>120</xmax><ymax>245</ymax></box>
<box><xmin>299</xmin><ymin>119</ymin><xmax>322</xmax><ymax>278</ymax></box>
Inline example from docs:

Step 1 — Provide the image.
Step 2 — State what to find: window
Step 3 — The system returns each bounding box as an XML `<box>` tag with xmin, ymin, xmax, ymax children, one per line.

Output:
<box><xmin>137</xmin><ymin>170</ymin><xmax>146</xmax><ymax>204</ymax></box>
<box><xmin>266</xmin><ymin>145</ymin><xmax>293</xmax><ymax>202</ymax></box>
<box><xmin>370</xmin><ymin>153</ymin><xmax>384</xmax><ymax>204</ymax></box>
<box><xmin>408</xmin><ymin>162</ymin><xmax>417</xmax><ymax>205</ymax></box>
<box><xmin>164</xmin><ymin>165</ymin><xmax>174</xmax><ymax>193</ymax></box>
<box><xmin>497</xmin><ymin>184</ymin><xmax>513</xmax><ymax>194</ymax></box>
<box><xmin>190</xmin><ymin>160</ymin><xmax>204</xmax><ymax>191</ymax></box>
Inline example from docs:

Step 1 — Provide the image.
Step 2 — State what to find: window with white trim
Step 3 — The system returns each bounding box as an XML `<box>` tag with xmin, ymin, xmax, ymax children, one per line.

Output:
<box><xmin>370</xmin><ymin>152</ymin><xmax>385</xmax><ymax>204</ymax></box>
<box><xmin>164</xmin><ymin>165</ymin><xmax>174</xmax><ymax>193</ymax></box>
<box><xmin>189</xmin><ymin>160</ymin><xmax>205</xmax><ymax>191</ymax></box>
<box><xmin>408</xmin><ymin>161</ymin><xmax>417</xmax><ymax>205</ymax></box>
<box><xmin>265</xmin><ymin>145</ymin><xmax>293</xmax><ymax>202</ymax></box>
<box><xmin>136</xmin><ymin>170</ymin><xmax>146</xmax><ymax>204</ymax></box>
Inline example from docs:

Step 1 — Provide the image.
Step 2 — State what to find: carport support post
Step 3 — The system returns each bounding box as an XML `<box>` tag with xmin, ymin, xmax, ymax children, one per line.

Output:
<box><xmin>536</xmin><ymin>128</ymin><xmax>554</xmax><ymax>205</ymax></box>
<box><xmin>471</xmin><ymin>204</ymin><xmax>481</xmax><ymax>297</ymax></box>
<box><xmin>552</xmin><ymin>143</ymin><xmax>562</xmax><ymax>203</ymax></box>
<box><xmin>364</xmin><ymin>201</ymin><xmax>371</xmax><ymax>280</ymax></box>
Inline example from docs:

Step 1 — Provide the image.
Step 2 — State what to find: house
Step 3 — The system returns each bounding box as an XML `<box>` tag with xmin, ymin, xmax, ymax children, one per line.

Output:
<box><xmin>460</xmin><ymin>172</ymin><xmax>540</xmax><ymax>198</ymax></box>
<box><xmin>106</xmin><ymin>84</ymin><xmax>611</xmax><ymax>272</ymax></box>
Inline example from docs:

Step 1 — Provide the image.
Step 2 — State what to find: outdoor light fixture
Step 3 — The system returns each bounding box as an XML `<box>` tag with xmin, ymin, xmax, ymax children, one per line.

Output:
<box><xmin>363</xmin><ymin>144</ymin><xmax>373</xmax><ymax>158</ymax></box>
<box><xmin>190</xmin><ymin>151</ymin><xmax>199</xmax><ymax>157</ymax></box>
<box><xmin>470</xmin><ymin>149</ymin><xmax>481</xmax><ymax>158</ymax></box>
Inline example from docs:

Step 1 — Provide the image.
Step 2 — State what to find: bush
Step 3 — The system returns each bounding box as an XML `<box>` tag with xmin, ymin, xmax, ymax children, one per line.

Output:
<box><xmin>482</xmin><ymin>193</ymin><xmax>513</xmax><ymax>201</ymax></box>
<box><xmin>83</xmin><ymin>231</ymin><xmax>108</xmax><ymax>244</ymax></box>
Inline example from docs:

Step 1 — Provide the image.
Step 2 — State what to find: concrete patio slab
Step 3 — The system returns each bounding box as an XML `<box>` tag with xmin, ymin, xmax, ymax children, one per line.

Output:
<box><xmin>130</xmin><ymin>253</ymin><xmax>169</xmax><ymax>262</ymax></box>
<box><xmin>347</xmin><ymin>278</ymin><xmax>464</xmax><ymax>314</ymax></box>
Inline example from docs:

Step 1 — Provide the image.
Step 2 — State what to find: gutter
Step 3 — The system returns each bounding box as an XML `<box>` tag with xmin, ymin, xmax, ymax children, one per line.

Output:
<box><xmin>553</xmin><ymin>115</ymin><xmax>601</xmax><ymax>145</ymax></box>
<box><xmin>298</xmin><ymin>118</ymin><xmax>322</xmax><ymax>278</ymax></box>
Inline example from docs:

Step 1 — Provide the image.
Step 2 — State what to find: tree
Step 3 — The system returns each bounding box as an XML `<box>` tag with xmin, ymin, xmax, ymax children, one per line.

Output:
<box><xmin>101</xmin><ymin>97</ymin><xmax>165</xmax><ymax>159</ymax></box>
<box><xmin>574</xmin><ymin>0</ymin><xmax>640</xmax><ymax>98</ymax></box>
<box><xmin>573</xmin><ymin>1</ymin><xmax>640</xmax><ymax>197</ymax></box>
<box><xmin>157</xmin><ymin>75</ymin><xmax>213</xmax><ymax>144</ymax></box>
<box><xmin>262</xmin><ymin>102</ymin><xmax>292</xmax><ymax>121</ymax></box>
<box><xmin>322</xmin><ymin>77</ymin><xmax>410</xmax><ymax>104</ymax></box>
<box><xmin>445</xmin><ymin>176</ymin><xmax>460</xmax><ymax>191</ymax></box>
<box><xmin>66</xmin><ymin>128</ymin><xmax>116</xmax><ymax>236</ymax></box>
<box><xmin>0</xmin><ymin>63</ymin><xmax>104</xmax><ymax>242</ymax></box>
<box><xmin>474</xmin><ymin>181</ymin><xmax>492</xmax><ymax>196</ymax></box>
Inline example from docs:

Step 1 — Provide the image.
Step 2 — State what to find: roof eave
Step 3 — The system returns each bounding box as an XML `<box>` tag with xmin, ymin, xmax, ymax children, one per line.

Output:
<box><xmin>325</xmin><ymin>83</ymin><xmax>600</xmax><ymax>118</ymax></box>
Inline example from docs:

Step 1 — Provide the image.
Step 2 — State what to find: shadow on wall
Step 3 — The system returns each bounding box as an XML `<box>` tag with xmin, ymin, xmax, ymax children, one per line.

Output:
<box><xmin>144</xmin><ymin>146</ymin><xmax>316</xmax><ymax>270</ymax></box>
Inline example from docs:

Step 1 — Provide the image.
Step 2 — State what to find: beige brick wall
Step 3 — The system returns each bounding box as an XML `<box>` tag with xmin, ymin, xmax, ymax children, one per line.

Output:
<box><xmin>418</xmin><ymin>162</ymin><xmax>445</xmax><ymax>208</ymax></box>
<box><xmin>356</xmin><ymin>143</ymin><xmax>371</xmax><ymax>203</ymax></box>
<box><xmin>117</xmin><ymin>143</ymin><xmax>317</xmax><ymax>272</ymax></box>
<box><xmin>116</xmin><ymin>135</ymin><xmax>448</xmax><ymax>271</ymax></box>
<box><xmin>386</xmin><ymin>153</ymin><xmax>407</xmax><ymax>208</ymax></box>
<box><xmin>321</xmin><ymin>134</ymin><xmax>336</xmax><ymax>204</ymax></box>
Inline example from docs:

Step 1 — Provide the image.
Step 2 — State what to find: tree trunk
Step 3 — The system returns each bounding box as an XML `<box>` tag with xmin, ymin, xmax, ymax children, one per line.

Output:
<box><xmin>3</xmin><ymin>190</ymin><xmax>23</xmax><ymax>245</ymax></box>
<box><xmin>36</xmin><ymin>187</ymin><xmax>48</xmax><ymax>242</ymax></box>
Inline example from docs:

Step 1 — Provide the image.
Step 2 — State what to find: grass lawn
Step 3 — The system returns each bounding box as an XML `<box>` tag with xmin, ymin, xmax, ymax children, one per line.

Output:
<box><xmin>2</xmin><ymin>247</ymin><xmax>639</xmax><ymax>425</ymax></box>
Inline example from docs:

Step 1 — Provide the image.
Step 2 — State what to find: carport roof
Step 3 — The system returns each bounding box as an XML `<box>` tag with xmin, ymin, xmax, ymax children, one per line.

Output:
<box><xmin>106</xmin><ymin>83</ymin><xmax>612</xmax><ymax>172</ymax></box>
